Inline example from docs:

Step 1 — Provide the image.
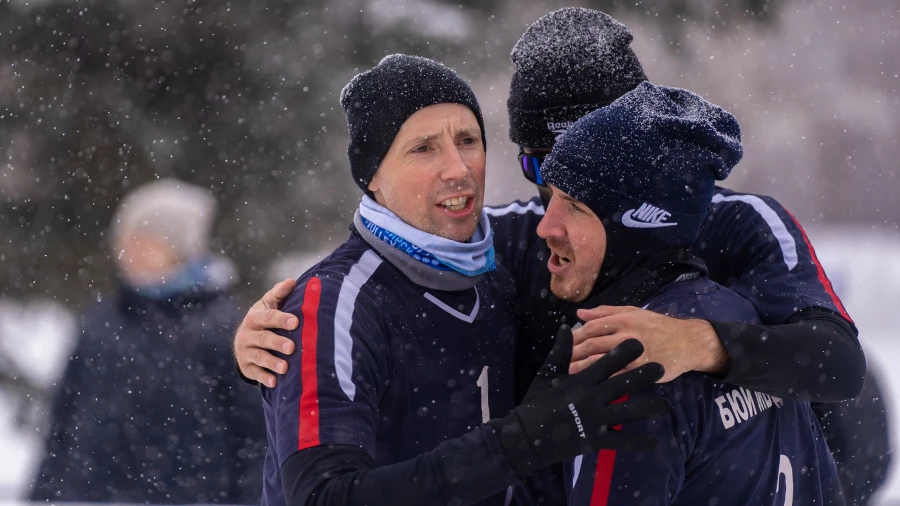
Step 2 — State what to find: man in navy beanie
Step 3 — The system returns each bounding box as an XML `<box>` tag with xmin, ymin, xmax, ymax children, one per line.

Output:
<box><xmin>534</xmin><ymin>80</ymin><xmax>844</xmax><ymax>506</ymax></box>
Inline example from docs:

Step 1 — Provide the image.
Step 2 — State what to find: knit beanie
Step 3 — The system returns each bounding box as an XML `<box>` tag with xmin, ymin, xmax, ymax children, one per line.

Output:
<box><xmin>110</xmin><ymin>178</ymin><xmax>216</xmax><ymax>264</ymax></box>
<box><xmin>340</xmin><ymin>54</ymin><xmax>487</xmax><ymax>195</ymax></box>
<box><xmin>541</xmin><ymin>81</ymin><xmax>743</xmax><ymax>253</ymax></box>
<box><xmin>507</xmin><ymin>7</ymin><xmax>648</xmax><ymax>149</ymax></box>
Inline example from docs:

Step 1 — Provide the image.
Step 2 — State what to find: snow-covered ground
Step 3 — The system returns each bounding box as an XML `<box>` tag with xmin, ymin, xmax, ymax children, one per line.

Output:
<box><xmin>1</xmin><ymin>225</ymin><xmax>898</xmax><ymax>503</ymax></box>
<box><xmin>810</xmin><ymin>226</ymin><xmax>900</xmax><ymax>505</ymax></box>
<box><xmin>0</xmin><ymin>299</ymin><xmax>76</xmax><ymax>499</ymax></box>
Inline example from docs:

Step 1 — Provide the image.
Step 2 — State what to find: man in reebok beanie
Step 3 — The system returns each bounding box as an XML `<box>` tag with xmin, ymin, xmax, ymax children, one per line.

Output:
<box><xmin>507</xmin><ymin>7</ymin><xmax>647</xmax><ymax>149</ymax></box>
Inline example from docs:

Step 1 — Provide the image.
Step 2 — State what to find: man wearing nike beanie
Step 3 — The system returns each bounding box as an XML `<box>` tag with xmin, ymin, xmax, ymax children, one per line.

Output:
<box><xmin>504</xmin><ymin>8</ymin><xmax>874</xmax><ymax>506</ymax></box>
<box><xmin>534</xmin><ymin>79</ymin><xmax>844</xmax><ymax>506</ymax></box>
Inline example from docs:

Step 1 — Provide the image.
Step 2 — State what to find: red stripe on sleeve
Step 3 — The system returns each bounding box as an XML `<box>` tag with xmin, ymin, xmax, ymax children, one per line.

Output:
<box><xmin>298</xmin><ymin>276</ymin><xmax>323</xmax><ymax>450</ymax></box>
<box><xmin>783</xmin><ymin>210</ymin><xmax>853</xmax><ymax>323</ymax></box>
<box><xmin>590</xmin><ymin>395</ymin><xmax>629</xmax><ymax>506</ymax></box>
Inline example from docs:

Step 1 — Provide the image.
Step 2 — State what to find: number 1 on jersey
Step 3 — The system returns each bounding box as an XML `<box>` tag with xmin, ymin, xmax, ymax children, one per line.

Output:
<box><xmin>477</xmin><ymin>365</ymin><xmax>490</xmax><ymax>423</ymax></box>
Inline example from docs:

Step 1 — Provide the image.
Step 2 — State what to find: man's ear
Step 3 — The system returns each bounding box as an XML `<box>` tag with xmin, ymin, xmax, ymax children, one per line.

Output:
<box><xmin>367</xmin><ymin>173</ymin><xmax>388</xmax><ymax>206</ymax></box>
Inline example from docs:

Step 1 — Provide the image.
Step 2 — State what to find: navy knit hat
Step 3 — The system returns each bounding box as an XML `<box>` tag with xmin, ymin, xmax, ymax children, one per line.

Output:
<box><xmin>340</xmin><ymin>54</ymin><xmax>487</xmax><ymax>195</ymax></box>
<box><xmin>508</xmin><ymin>8</ymin><xmax>648</xmax><ymax>149</ymax></box>
<box><xmin>541</xmin><ymin>81</ymin><xmax>743</xmax><ymax>248</ymax></box>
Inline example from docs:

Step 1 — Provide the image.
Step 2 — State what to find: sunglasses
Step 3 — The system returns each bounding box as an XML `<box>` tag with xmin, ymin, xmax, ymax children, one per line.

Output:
<box><xmin>518</xmin><ymin>150</ymin><xmax>546</xmax><ymax>187</ymax></box>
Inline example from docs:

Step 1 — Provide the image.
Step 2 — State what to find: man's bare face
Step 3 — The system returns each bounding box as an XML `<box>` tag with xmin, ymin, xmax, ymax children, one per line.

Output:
<box><xmin>535</xmin><ymin>184</ymin><xmax>607</xmax><ymax>302</ymax></box>
<box><xmin>368</xmin><ymin>103</ymin><xmax>485</xmax><ymax>242</ymax></box>
<box><xmin>114</xmin><ymin>233</ymin><xmax>180</xmax><ymax>286</ymax></box>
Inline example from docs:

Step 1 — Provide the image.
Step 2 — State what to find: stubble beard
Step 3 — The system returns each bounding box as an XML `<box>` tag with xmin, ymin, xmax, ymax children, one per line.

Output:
<box><xmin>418</xmin><ymin>202</ymin><xmax>482</xmax><ymax>241</ymax></box>
<box><xmin>420</xmin><ymin>180</ymin><xmax>482</xmax><ymax>242</ymax></box>
<box><xmin>549</xmin><ymin>273</ymin><xmax>590</xmax><ymax>302</ymax></box>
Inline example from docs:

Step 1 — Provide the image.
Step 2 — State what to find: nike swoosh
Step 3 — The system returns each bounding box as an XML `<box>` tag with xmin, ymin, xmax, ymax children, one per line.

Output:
<box><xmin>621</xmin><ymin>210</ymin><xmax>679</xmax><ymax>228</ymax></box>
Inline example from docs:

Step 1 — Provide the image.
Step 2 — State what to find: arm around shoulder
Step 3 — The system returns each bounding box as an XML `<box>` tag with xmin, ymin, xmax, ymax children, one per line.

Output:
<box><xmin>710</xmin><ymin>308</ymin><xmax>864</xmax><ymax>403</ymax></box>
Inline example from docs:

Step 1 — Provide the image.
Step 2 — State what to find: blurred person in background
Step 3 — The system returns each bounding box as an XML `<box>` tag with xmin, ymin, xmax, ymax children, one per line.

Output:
<box><xmin>29</xmin><ymin>179</ymin><xmax>266</xmax><ymax>504</ymax></box>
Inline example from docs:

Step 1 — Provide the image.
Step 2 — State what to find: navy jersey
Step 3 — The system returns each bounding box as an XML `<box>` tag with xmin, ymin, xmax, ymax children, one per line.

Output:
<box><xmin>565</xmin><ymin>277</ymin><xmax>839</xmax><ymax>506</ymax></box>
<box><xmin>259</xmin><ymin>233</ymin><xmax>519</xmax><ymax>506</ymax></box>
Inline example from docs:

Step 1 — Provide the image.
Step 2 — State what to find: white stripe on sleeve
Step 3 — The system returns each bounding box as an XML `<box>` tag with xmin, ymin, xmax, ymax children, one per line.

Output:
<box><xmin>333</xmin><ymin>250</ymin><xmax>383</xmax><ymax>401</ymax></box>
<box><xmin>711</xmin><ymin>193</ymin><xmax>798</xmax><ymax>271</ymax></box>
<box><xmin>484</xmin><ymin>200</ymin><xmax>545</xmax><ymax>217</ymax></box>
<box><xmin>572</xmin><ymin>454</ymin><xmax>583</xmax><ymax>487</ymax></box>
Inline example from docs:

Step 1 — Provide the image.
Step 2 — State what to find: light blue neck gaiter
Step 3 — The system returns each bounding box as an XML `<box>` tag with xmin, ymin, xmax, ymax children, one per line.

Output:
<box><xmin>358</xmin><ymin>195</ymin><xmax>496</xmax><ymax>277</ymax></box>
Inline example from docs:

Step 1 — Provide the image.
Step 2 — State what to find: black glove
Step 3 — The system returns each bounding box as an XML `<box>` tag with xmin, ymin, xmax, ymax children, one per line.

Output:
<box><xmin>488</xmin><ymin>326</ymin><xmax>669</xmax><ymax>476</ymax></box>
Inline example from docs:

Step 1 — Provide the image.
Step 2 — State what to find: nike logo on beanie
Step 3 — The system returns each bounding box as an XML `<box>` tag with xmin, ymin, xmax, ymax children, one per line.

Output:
<box><xmin>622</xmin><ymin>203</ymin><xmax>679</xmax><ymax>229</ymax></box>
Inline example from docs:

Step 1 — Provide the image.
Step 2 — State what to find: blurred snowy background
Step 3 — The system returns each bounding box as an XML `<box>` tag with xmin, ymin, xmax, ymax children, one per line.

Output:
<box><xmin>1</xmin><ymin>0</ymin><xmax>898</xmax><ymax>502</ymax></box>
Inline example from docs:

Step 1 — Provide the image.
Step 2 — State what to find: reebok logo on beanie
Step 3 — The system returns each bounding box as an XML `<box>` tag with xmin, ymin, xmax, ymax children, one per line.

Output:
<box><xmin>508</xmin><ymin>8</ymin><xmax>648</xmax><ymax>149</ymax></box>
<box><xmin>547</xmin><ymin>121</ymin><xmax>576</xmax><ymax>141</ymax></box>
